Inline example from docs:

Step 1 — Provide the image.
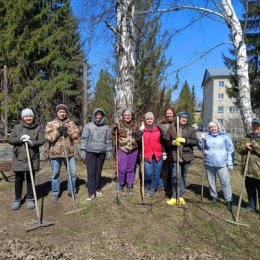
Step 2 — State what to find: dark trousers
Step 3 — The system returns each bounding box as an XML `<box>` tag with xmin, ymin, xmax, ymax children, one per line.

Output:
<box><xmin>86</xmin><ymin>152</ymin><xmax>106</xmax><ymax>196</ymax></box>
<box><xmin>15</xmin><ymin>171</ymin><xmax>35</xmax><ymax>200</ymax></box>
<box><xmin>245</xmin><ymin>176</ymin><xmax>260</xmax><ymax>209</ymax></box>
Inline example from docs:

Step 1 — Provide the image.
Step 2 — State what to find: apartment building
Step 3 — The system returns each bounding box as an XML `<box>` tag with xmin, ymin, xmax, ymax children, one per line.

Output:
<box><xmin>201</xmin><ymin>68</ymin><xmax>244</xmax><ymax>135</ymax></box>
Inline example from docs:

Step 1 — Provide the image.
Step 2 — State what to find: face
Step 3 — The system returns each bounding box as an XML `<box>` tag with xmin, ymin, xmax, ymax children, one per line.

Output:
<box><xmin>95</xmin><ymin>112</ymin><xmax>103</xmax><ymax>122</ymax></box>
<box><xmin>23</xmin><ymin>115</ymin><xmax>34</xmax><ymax>125</ymax></box>
<box><xmin>57</xmin><ymin>110</ymin><xmax>67</xmax><ymax>121</ymax></box>
<box><xmin>123</xmin><ymin>113</ymin><xmax>132</xmax><ymax>123</ymax></box>
<box><xmin>165</xmin><ymin>109</ymin><xmax>174</xmax><ymax>121</ymax></box>
<box><xmin>145</xmin><ymin>117</ymin><xmax>154</xmax><ymax>126</ymax></box>
<box><xmin>252</xmin><ymin>123</ymin><xmax>260</xmax><ymax>133</ymax></box>
<box><xmin>179</xmin><ymin>116</ymin><xmax>188</xmax><ymax>125</ymax></box>
<box><xmin>209</xmin><ymin>125</ymin><xmax>219</xmax><ymax>134</ymax></box>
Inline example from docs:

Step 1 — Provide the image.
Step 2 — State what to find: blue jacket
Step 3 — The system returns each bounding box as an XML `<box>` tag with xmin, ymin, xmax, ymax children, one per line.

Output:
<box><xmin>197</xmin><ymin>132</ymin><xmax>234</xmax><ymax>167</ymax></box>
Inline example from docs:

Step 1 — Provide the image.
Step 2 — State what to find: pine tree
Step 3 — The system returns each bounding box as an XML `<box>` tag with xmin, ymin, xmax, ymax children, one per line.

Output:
<box><xmin>0</xmin><ymin>0</ymin><xmax>85</xmax><ymax>124</ymax></box>
<box><xmin>133</xmin><ymin>0</ymin><xmax>172</xmax><ymax>121</ymax></box>
<box><xmin>89</xmin><ymin>69</ymin><xmax>115</xmax><ymax>124</ymax></box>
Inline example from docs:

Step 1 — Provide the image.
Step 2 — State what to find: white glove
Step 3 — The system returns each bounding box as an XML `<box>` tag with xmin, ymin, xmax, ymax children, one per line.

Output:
<box><xmin>201</xmin><ymin>132</ymin><xmax>206</xmax><ymax>139</ymax></box>
<box><xmin>25</xmin><ymin>139</ymin><xmax>33</xmax><ymax>147</ymax></box>
<box><xmin>162</xmin><ymin>152</ymin><xmax>167</xmax><ymax>161</ymax></box>
<box><xmin>80</xmin><ymin>150</ymin><xmax>86</xmax><ymax>160</ymax></box>
<box><xmin>20</xmin><ymin>134</ymin><xmax>30</xmax><ymax>141</ymax></box>
<box><xmin>227</xmin><ymin>165</ymin><xmax>233</xmax><ymax>170</ymax></box>
<box><xmin>139</xmin><ymin>122</ymin><xmax>145</xmax><ymax>131</ymax></box>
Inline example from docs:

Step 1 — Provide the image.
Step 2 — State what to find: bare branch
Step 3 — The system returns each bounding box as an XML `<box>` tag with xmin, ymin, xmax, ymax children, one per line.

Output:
<box><xmin>105</xmin><ymin>21</ymin><xmax>117</xmax><ymax>35</ymax></box>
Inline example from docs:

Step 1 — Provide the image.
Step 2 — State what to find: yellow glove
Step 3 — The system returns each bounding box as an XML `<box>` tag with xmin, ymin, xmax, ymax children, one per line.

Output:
<box><xmin>175</xmin><ymin>141</ymin><xmax>181</xmax><ymax>146</ymax></box>
<box><xmin>176</xmin><ymin>137</ymin><xmax>185</xmax><ymax>143</ymax></box>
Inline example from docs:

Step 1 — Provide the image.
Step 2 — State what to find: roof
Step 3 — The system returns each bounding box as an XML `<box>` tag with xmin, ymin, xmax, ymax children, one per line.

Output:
<box><xmin>201</xmin><ymin>68</ymin><xmax>233</xmax><ymax>87</ymax></box>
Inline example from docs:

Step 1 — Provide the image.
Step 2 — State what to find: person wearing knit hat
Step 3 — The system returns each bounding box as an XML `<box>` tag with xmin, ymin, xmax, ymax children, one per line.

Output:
<box><xmin>8</xmin><ymin>108</ymin><xmax>45</xmax><ymax>210</ymax></box>
<box><xmin>136</xmin><ymin>111</ymin><xmax>165</xmax><ymax>197</ymax></box>
<box><xmin>111</xmin><ymin>108</ymin><xmax>138</xmax><ymax>195</ymax></box>
<box><xmin>198</xmin><ymin>121</ymin><xmax>234</xmax><ymax>212</ymax></box>
<box><xmin>44</xmin><ymin>105</ymin><xmax>80</xmax><ymax>202</ymax></box>
<box><xmin>236</xmin><ymin>118</ymin><xmax>260</xmax><ymax>212</ymax></box>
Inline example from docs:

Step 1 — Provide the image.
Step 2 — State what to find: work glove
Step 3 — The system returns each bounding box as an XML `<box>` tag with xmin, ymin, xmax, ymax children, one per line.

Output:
<box><xmin>227</xmin><ymin>165</ymin><xmax>233</xmax><ymax>170</ymax></box>
<box><xmin>80</xmin><ymin>150</ymin><xmax>86</xmax><ymax>160</ymax></box>
<box><xmin>106</xmin><ymin>151</ymin><xmax>113</xmax><ymax>160</ymax></box>
<box><xmin>201</xmin><ymin>132</ymin><xmax>206</xmax><ymax>139</ymax></box>
<box><xmin>171</xmin><ymin>140</ymin><xmax>181</xmax><ymax>146</ymax></box>
<box><xmin>57</xmin><ymin>126</ymin><xmax>68</xmax><ymax>137</ymax></box>
<box><xmin>20</xmin><ymin>134</ymin><xmax>30</xmax><ymax>142</ymax></box>
<box><xmin>176</xmin><ymin>137</ymin><xmax>185</xmax><ymax>144</ymax></box>
<box><xmin>138</xmin><ymin>122</ymin><xmax>145</xmax><ymax>132</ymax></box>
<box><xmin>25</xmin><ymin>139</ymin><xmax>33</xmax><ymax>147</ymax></box>
<box><xmin>162</xmin><ymin>152</ymin><xmax>167</xmax><ymax>161</ymax></box>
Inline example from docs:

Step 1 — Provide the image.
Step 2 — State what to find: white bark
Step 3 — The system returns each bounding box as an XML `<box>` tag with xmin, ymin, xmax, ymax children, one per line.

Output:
<box><xmin>114</xmin><ymin>0</ymin><xmax>136</xmax><ymax>118</ymax></box>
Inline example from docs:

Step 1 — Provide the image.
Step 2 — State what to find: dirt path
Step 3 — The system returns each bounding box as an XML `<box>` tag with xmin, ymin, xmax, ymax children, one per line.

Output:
<box><xmin>0</xmin><ymin>158</ymin><xmax>259</xmax><ymax>260</ymax></box>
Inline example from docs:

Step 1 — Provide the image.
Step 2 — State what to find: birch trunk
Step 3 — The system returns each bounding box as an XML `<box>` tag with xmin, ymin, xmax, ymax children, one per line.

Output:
<box><xmin>115</xmin><ymin>0</ymin><xmax>136</xmax><ymax>118</ymax></box>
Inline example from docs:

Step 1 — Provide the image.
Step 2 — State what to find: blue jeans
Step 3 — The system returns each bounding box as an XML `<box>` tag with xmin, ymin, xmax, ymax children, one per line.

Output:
<box><xmin>51</xmin><ymin>157</ymin><xmax>76</xmax><ymax>196</ymax></box>
<box><xmin>144</xmin><ymin>159</ymin><xmax>163</xmax><ymax>192</ymax></box>
<box><xmin>171</xmin><ymin>161</ymin><xmax>190</xmax><ymax>198</ymax></box>
<box><xmin>205</xmin><ymin>165</ymin><xmax>232</xmax><ymax>202</ymax></box>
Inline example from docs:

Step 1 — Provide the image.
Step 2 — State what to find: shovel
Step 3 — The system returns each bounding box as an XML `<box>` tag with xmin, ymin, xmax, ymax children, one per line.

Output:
<box><xmin>226</xmin><ymin>150</ymin><xmax>250</xmax><ymax>227</ymax></box>
<box><xmin>25</xmin><ymin>142</ymin><xmax>55</xmax><ymax>232</ymax></box>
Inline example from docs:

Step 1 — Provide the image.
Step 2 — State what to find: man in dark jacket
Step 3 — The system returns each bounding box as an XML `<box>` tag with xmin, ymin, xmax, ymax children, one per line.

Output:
<box><xmin>166</xmin><ymin>112</ymin><xmax>197</xmax><ymax>206</ymax></box>
<box><xmin>8</xmin><ymin>108</ymin><xmax>45</xmax><ymax>210</ymax></box>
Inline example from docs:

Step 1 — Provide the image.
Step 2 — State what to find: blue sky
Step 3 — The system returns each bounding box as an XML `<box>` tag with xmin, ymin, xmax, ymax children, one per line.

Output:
<box><xmin>71</xmin><ymin>1</ymin><xmax>243</xmax><ymax>102</ymax></box>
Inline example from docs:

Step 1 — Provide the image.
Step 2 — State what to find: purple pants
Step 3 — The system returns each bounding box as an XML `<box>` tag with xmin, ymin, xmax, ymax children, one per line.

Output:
<box><xmin>118</xmin><ymin>148</ymin><xmax>138</xmax><ymax>186</ymax></box>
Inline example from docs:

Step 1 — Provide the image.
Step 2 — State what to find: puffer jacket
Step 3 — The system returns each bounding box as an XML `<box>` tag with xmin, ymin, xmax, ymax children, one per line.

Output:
<box><xmin>44</xmin><ymin>118</ymin><xmax>80</xmax><ymax>158</ymax></box>
<box><xmin>113</xmin><ymin>119</ymin><xmax>138</xmax><ymax>153</ymax></box>
<box><xmin>198</xmin><ymin>132</ymin><xmax>234</xmax><ymax>167</ymax></box>
<box><xmin>167</xmin><ymin>123</ymin><xmax>197</xmax><ymax>162</ymax></box>
<box><xmin>80</xmin><ymin>108</ymin><xmax>112</xmax><ymax>153</ymax></box>
<box><xmin>235</xmin><ymin>134</ymin><xmax>260</xmax><ymax>180</ymax></box>
<box><xmin>8</xmin><ymin>121</ymin><xmax>45</xmax><ymax>172</ymax></box>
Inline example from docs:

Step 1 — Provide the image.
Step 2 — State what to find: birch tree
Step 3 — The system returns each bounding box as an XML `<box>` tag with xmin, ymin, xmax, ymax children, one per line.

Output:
<box><xmin>150</xmin><ymin>0</ymin><xmax>253</xmax><ymax>134</ymax></box>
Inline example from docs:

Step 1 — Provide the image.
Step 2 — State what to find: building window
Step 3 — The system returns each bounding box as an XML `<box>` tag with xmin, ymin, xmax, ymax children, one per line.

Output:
<box><xmin>218</xmin><ymin>106</ymin><xmax>224</xmax><ymax>113</ymax></box>
<box><xmin>217</xmin><ymin>119</ymin><xmax>223</xmax><ymax>125</ymax></box>
<box><xmin>229</xmin><ymin>106</ymin><xmax>239</xmax><ymax>113</ymax></box>
<box><xmin>219</xmin><ymin>81</ymin><xmax>224</xmax><ymax>87</ymax></box>
<box><xmin>218</xmin><ymin>93</ymin><xmax>224</xmax><ymax>100</ymax></box>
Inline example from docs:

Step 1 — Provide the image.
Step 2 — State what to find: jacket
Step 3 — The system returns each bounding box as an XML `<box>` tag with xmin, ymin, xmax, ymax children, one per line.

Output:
<box><xmin>167</xmin><ymin>123</ymin><xmax>197</xmax><ymax>162</ymax></box>
<box><xmin>80</xmin><ymin>108</ymin><xmax>112</xmax><ymax>153</ymax></box>
<box><xmin>235</xmin><ymin>134</ymin><xmax>260</xmax><ymax>180</ymax></box>
<box><xmin>8</xmin><ymin>121</ymin><xmax>45</xmax><ymax>172</ymax></box>
<box><xmin>44</xmin><ymin>118</ymin><xmax>80</xmax><ymax>158</ymax></box>
<box><xmin>198</xmin><ymin>132</ymin><xmax>234</xmax><ymax>167</ymax></box>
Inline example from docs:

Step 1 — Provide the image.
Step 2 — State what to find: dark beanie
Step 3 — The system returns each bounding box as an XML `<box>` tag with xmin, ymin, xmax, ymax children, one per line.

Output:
<box><xmin>56</xmin><ymin>104</ymin><xmax>68</xmax><ymax>113</ymax></box>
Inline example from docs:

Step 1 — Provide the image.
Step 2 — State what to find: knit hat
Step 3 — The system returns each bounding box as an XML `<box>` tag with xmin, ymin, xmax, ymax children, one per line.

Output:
<box><xmin>122</xmin><ymin>109</ymin><xmax>134</xmax><ymax>117</ymax></box>
<box><xmin>21</xmin><ymin>108</ymin><xmax>34</xmax><ymax>118</ymax></box>
<box><xmin>178</xmin><ymin>112</ymin><xmax>190</xmax><ymax>119</ymax></box>
<box><xmin>56</xmin><ymin>104</ymin><xmax>68</xmax><ymax>113</ymax></box>
<box><xmin>145</xmin><ymin>112</ymin><xmax>154</xmax><ymax>120</ymax></box>
<box><xmin>252</xmin><ymin>118</ymin><xmax>260</xmax><ymax>125</ymax></box>
<box><xmin>208</xmin><ymin>121</ymin><xmax>222</xmax><ymax>131</ymax></box>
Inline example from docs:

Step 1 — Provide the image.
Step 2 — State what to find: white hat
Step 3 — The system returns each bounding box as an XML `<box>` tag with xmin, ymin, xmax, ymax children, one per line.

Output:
<box><xmin>21</xmin><ymin>108</ymin><xmax>34</xmax><ymax>118</ymax></box>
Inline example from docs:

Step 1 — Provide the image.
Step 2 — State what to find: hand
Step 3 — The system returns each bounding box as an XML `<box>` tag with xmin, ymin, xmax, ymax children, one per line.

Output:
<box><xmin>25</xmin><ymin>139</ymin><xmax>33</xmax><ymax>147</ymax></box>
<box><xmin>106</xmin><ymin>151</ymin><xmax>113</xmax><ymax>160</ymax></box>
<box><xmin>171</xmin><ymin>140</ymin><xmax>181</xmax><ymax>146</ymax></box>
<box><xmin>162</xmin><ymin>152</ymin><xmax>167</xmax><ymax>161</ymax></box>
<box><xmin>20</xmin><ymin>134</ymin><xmax>30</xmax><ymax>141</ymax></box>
<box><xmin>80</xmin><ymin>150</ymin><xmax>86</xmax><ymax>160</ymax></box>
<box><xmin>227</xmin><ymin>165</ymin><xmax>233</xmax><ymax>170</ymax></box>
<box><xmin>245</xmin><ymin>143</ymin><xmax>253</xmax><ymax>151</ymax></box>
<box><xmin>201</xmin><ymin>133</ymin><xmax>206</xmax><ymax>139</ymax></box>
<box><xmin>176</xmin><ymin>137</ymin><xmax>185</xmax><ymax>143</ymax></box>
<box><xmin>57</xmin><ymin>126</ymin><xmax>68</xmax><ymax>137</ymax></box>
<box><xmin>139</xmin><ymin>122</ymin><xmax>145</xmax><ymax>131</ymax></box>
<box><xmin>112</xmin><ymin>122</ymin><xmax>118</xmax><ymax>130</ymax></box>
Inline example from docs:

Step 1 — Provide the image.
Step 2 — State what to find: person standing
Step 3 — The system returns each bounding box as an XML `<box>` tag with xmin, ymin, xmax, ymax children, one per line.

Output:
<box><xmin>236</xmin><ymin>118</ymin><xmax>260</xmax><ymax>212</ymax></box>
<box><xmin>166</xmin><ymin>112</ymin><xmax>197</xmax><ymax>206</ymax></box>
<box><xmin>159</xmin><ymin>107</ymin><xmax>176</xmax><ymax>196</ymax></box>
<box><xmin>80</xmin><ymin>108</ymin><xmax>112</xmax><ymax>201</ymax></box>
<box><xmin>44</xmin><ymin>104</ymin><xmax>80</xmax><ymax>202</ymax></box>
<box><xmin>8</xmin><ymin>108</ymin><xmax>45</xmax><ymax>210</ymax></box>
<box><xmin>112</xmin><ymin>109</ymin><xmax>139</xmax><ymax>195</ymax></box>
<box><xmin>137</xmin><ymin>112</ymin><xmax>164</xmax><ymax>196</ymax></box>
<box><xmin>198</xmin><ymin>121</ymin><xmax>234</xmax><ymax>211</ymax></box>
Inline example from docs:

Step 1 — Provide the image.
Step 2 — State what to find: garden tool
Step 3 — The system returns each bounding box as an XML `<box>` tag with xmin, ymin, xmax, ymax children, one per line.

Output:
<box><xmin>176</xmin><ymin>116</ymin><xmax>180</xmax><ymax>205</ymax></box>
<box><xmin>25</xmin><ymin>142</ymin><xmax>55</xmax><ymax>232</ymax></box>
<box><xmin>226</xmin><ymin>150</ymin><xmax>250</xmax><ymax>227</ymax></box>
<box><xmin>200</xmin><ymin>135</ymin><xmax>206</xmax><ymax>202</ymax></box>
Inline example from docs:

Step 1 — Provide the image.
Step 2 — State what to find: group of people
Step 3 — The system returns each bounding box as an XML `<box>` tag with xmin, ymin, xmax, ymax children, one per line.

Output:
<box><xmin>8</xmin><ymin>104</ymin><xmax>260</xmax><ymax>215</ymax></box>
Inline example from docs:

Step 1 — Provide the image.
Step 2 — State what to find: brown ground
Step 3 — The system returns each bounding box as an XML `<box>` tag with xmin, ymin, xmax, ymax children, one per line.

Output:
<box><xmin>0</xmin><ymin>151</ymin><xmax>259</xmax><ymax>260</ymax></box>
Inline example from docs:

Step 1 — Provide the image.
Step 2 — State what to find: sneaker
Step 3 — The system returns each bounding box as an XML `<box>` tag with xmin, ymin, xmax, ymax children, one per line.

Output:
<box><xmin>87</xmin><ymin>194</ymin><xmax>95</xmax><ymax>201</ymax></box>
<box><xmin>211</xmin><ymin>197</ymin><xmax>217</xmax><ymax>205</ymax></box>
<box><xmin>148</xmin><ymin>190</ymin><xmax>155</xmax><ymax>197</ymax></box>
<box><xmin>241</xmin><ymin>206</ymin><xmax>256</xmax><ymax>212</ymax></box>
<box><xmin>178</xmin><ymin>197</ymin><xmax>186</xmax><ymax>205</ymax></box>
<box><xmin>11</xmin><ymin>200</ymin><xmax>21</xmax><ymax>210</ymax></box>
<box><xmin>26</xmin><ymin>199</ymin><xmax>35</xmax><ymax>210</ymax></box>
<box><xmin>96</xmin><ymin>191</ymin><xmax>103</xmax><ymax>197</ymax></box>
<box><xmin>127</xmin><ymin>185</ymin><xmax>133</xmax><ymax>196</ymax></box>
<box><xmin>118</xmin><ymin>185</ymin><xmax>123</xmax><ymax>193</ymax></box>
<box><xmin>52</xmin><ymin>195</ymin><xmax>59</xmax><ymax>203</ymax></box>
<box><xmin>166</xmin><ymin>198</ymin><xmax>177</xmax><ymax>206</ymax></box>
<box><xmin>226</xmin><ymin>201</ymin><xmax>232</xmax><ymax>212</ymax></box>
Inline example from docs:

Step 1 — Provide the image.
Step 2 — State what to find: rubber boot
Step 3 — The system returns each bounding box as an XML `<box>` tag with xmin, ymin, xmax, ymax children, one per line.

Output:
<box><xmin>178</xmin><ymin>197</ymin><xmax>186</xmax><ymax>205</ymax></box>
<box><xmin>166</xmin><ymin>198</ymin><xmax>177</xmax><ymax>206</ymax></box>
<box><xmin>226</xmin><ymin>201</ymin><xmax>232</xmax><ymax>212</ymax></box>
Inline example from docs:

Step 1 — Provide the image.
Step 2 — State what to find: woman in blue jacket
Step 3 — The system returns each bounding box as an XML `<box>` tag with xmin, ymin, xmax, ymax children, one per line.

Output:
<box><xmin>198</xmin><ymin>121</ymin><xmax>234</xmax><ymax>211</ymax></box>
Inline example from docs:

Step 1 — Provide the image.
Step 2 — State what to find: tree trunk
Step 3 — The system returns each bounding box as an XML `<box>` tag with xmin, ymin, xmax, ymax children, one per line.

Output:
<box><xmin>114</xmin><ymin>0</ymin><xmax>136</xmax><ymax>118</ymax></box>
